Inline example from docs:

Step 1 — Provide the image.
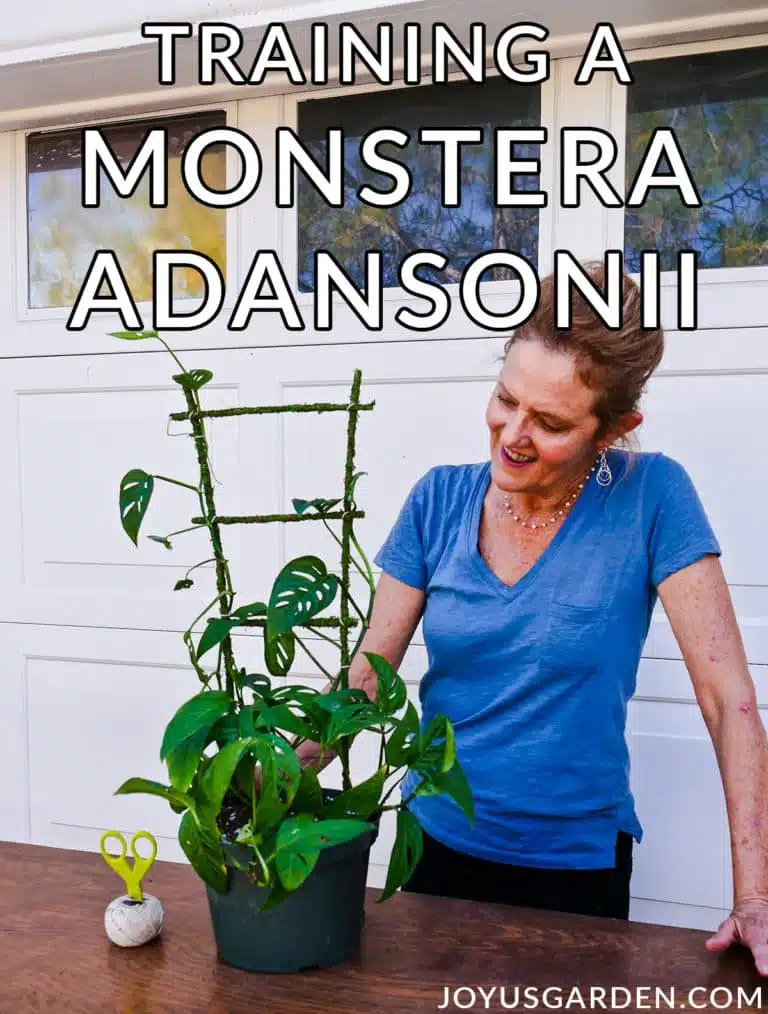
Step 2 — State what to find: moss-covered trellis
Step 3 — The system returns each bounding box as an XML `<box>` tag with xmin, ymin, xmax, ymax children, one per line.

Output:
<box><xmin>144</xmin><ymin>346</ymin><xmax>376</xmax><ymax>792</ymax></box>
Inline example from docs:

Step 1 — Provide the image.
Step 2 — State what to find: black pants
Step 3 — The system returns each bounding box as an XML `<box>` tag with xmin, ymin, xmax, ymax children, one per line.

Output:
<box><xmin>401</xmin><ymin>827</ymin><xmax>633</xmax><ymax>920</ymax></box>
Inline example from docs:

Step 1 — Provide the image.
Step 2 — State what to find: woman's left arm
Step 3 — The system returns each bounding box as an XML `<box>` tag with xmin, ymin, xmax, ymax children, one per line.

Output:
<box><xmin>658</xmin><ymin>554</ymin><xmax>768</xmax><ymax>974</ymax></box>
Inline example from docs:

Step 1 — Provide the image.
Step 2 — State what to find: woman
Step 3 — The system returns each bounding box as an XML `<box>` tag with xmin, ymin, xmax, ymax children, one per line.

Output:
<box><xmin>302</xmin><ymin>265</ymin><xmax>768</xmax><ymax>973</ymax></box>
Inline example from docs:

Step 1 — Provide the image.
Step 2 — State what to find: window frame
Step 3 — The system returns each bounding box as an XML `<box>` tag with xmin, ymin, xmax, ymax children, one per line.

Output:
<box><xmin>605</xmin><ymin>33</ymin><xmax>768</xmax><ymax>315</ymax></box>
<box><xmin>279</xmin><ymin>71</ymin><xmax>557</xmax><ymax>315</ymax></box>
<box><xmin>14</xmin><ymin>98</ymin><xmax>239</xmax><ymax>324</ymax></box>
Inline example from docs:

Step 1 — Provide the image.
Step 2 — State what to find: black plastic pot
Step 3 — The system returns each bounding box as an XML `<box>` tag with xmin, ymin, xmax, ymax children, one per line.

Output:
<box><xmin>205</xmin><ymin>811</ymin><xmax>378</xmax><ymax>973</ymax></box>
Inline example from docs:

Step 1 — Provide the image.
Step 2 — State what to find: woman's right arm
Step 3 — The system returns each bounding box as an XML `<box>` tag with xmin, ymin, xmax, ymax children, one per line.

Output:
<box><xmin>296</xmin><ymin>571</ymin><xmax>426</xmax><ymax>772</ymax></box>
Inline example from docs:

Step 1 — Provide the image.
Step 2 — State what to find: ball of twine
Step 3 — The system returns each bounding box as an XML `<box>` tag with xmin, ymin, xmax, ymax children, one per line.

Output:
<box><xmin>104</xmin><ymin>894</ymin><xmax>164</xmax><ymax>947</ymax></box>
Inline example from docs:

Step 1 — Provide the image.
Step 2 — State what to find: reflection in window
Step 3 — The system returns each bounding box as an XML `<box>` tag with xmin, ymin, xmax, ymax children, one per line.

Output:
<box><xmin>297</xmin><ymin>79</ymin><xmax>541</xmax><ymax>292</ymax></box>
<box><xmin>27</xmin><ymin>110</ymin><xmax>227</xmax><ymax>308</ymax></box>
<box><xmin>626</xmin><ymin>47</ymin><xmax>767</xmax><ymax>271</ymax></box>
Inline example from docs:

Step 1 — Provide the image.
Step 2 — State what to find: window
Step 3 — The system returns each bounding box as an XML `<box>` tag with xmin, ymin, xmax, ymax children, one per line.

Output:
<box><xmin>625</xmin><ymin>47</ymin><xmax>767</xmax><ymax>272</ymax></box>
<box><xmin>26</xmin><ymin>109</ymin><xmax>227</xmax><ymax>309</ymax></box>
<box><xmin>297</xmin><ymin>78</ymin><xmax>541</xmax><ymax>292</ymax></box>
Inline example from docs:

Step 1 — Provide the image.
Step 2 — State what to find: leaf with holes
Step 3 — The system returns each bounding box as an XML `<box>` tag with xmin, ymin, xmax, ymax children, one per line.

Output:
<box><xmin>119</xmin><ymin>470</ymin><xmax>154</xmax><ymax>546</ymax></box>
<box><xmin>323</xmin><ymin>767</ymin><xmax>386</xmax><ymax>820</ymax></box>
<box><xmin>264</xmin><ymin>628</ymin><xmax>295</xmax><ymax>677</ymax></box>
<box><xmin>172</xmin><ymin>369</ymin><xmax>214</xmax><ymax>391</ymax></box>
<box><xmin>266</xmin><ymin>556</ymin><xmax>339</xmax><ymax>638</ymax></box>
<box><xmin>384</xmin><ymin>701</ymin><xmax>421</xmax><ymax>768</ymax></box>
<box><xmin>231</xmin><ymin>601</ymin><xmax>267</xmax><ymax>622</ymax></box>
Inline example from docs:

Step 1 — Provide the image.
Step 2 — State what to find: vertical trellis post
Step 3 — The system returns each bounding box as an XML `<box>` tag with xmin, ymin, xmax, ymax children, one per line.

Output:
<box><xmin>339</xmin><ymin>369</ymin><xmax>363</xmax><ymax>689</ymax></box>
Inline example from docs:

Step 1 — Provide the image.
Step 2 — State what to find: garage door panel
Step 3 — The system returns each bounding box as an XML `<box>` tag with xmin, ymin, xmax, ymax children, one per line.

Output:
<box><xmin>627</xmin><ymin>698</ymin><xmax>730</xmax><ymax>911</ymax></box>
<box><xmin>639</xmin><ymin>371</ymin><xmax>767</xmax><ymax>590</ymax></box>
<box><xmin>646</xmin><ymin>602</ymin><xmax>768</xmax><ymax>666</ymax></box>
<box><xmin>0</xmin><ymin>341</ymin><xmax>501</xmax><ymax>631</ymax></box>
<box><xmin>636</xmin><ymin>656</ymin><xmax>768</xmax><ymax>709</ymax></box>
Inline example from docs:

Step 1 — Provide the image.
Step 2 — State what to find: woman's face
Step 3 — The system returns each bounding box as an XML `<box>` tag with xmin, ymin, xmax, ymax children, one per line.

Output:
<box><xmin>485</xmin><ymin>338</ymin><xmax>603</xmax><ymax>496</ymax></box>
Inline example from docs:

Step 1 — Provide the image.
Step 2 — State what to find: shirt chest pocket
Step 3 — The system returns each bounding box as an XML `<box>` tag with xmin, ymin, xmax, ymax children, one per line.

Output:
<box><xmin>540</xmin><ymin>600</ymin><xmax>606</xmax><ymax>678</ymax></box>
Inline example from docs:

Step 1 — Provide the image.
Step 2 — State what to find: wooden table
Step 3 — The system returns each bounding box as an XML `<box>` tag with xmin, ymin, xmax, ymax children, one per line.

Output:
<box><xmin>2</xmin><ymin>842</ymin><xmax>767</xmax><ymax>1012</ymax></box>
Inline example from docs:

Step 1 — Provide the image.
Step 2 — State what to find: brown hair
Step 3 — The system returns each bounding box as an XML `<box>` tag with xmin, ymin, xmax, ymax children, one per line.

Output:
<box><xmin>500</xmin><ymin>262</ymin><xmax>664</xmax><ymax>450</ymax></box>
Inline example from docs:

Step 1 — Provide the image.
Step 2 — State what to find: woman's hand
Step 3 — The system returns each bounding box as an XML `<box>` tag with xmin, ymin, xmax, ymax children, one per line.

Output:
<box><xmin>706</xmin><ymin>898</ymin><xmax>768</xmax><ymax>976</ymax></box>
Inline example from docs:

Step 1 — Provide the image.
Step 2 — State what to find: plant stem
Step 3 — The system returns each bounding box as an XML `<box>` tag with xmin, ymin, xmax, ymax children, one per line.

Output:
<box><xmin>320</xmin><ymin>519</ymin><xmax>372</xmax><ymax>586</ymax></box>
<box><xmin>184</xmin><ymin>591</ymin><xmax>228</xmax><ymax>682</ymax></box>
<box><xmin>152</xmin><ymin>334</ymin><xmax>189</xmax><ymax>377</ymax></box>
<box><xmin>166</xmin><ymin>525</ymin><xmax>206</xmax><ymax>539</ymax></box>
<box><xmin>293</xmin><ymin>634</ymin><xmax>333</xmax><ymax>680</ymax></box>
<box><xmin>306</xmin><ymin>626</ymin><xmax>342</xmax><ymax>651</ymax></box>
<box><xmin>153</xmin><ymin>475</ymin><xmax>200</xmax><ymax>494</ymax></box>
<box><xmin>183</xmin><ymin>557</ymin><xmax>220</xmax><ymax>580</ymax></box>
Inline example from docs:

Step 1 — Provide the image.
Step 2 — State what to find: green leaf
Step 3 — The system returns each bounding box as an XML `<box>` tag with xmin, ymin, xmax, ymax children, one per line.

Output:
<box><xmin>264</xmin><ymin>629</ymin><xmax>295</xmax><ymax>677</ymax></box>
<box><xmin>198</xmin><ymin>740</ymin><xmax>254</xmax><ymax>821</ymax></box>
<box><xmin>148</xmin><ymin>535</ymin><xmax>173</xmax><ymax>550</ymax></box>
<box><xmin>174</xmin><ymin>578</ymin><xmax>194</xmax><ymax>591</ymax></box>
<box><xmin>211</xmin><ymin>712</ymin><xmax>240</xmax><ymax>746</ymax></box>
<box><xmin>252</xmin><ymin>734</ymin><xmax>302</xmax><ymax>832</ymax></box>
<box><xmin>270</xmin><ymin>685</ymin><xmax>319</xmax><ymax>706</ymax></box>
<box><xmin>290</xmin><ymin>765</ymin><xmax>323</xmax><ymax>817</ymax></box>
<box><xmin>414</xmin><ymin>760</ymin><xmax>475</xmax><ymax>826</ymax></box>
<box><xmin>231</xmin><ymin>601</ymin><xmax>267</xmax><ymax>621</ymax></box>
<box><xmin>238</xmin><ymin>672</ymin><xmax>272</xmax><ymax>696</ymax></box>
<box><xmin>384</xmin><ymin>701</ymin><xmax>421</xmax><ymax>768</ymax></box>
<box><xmin>257</xmin><ymin>877</ymin><xmax>294</xmax><ymax>912</ymax></box>
<box><xmin>275</xmin><ymin>849</ymin><xmax>319</xmax><ymax>891</ymax></box>
<box><xmin>160</xmin><ymin>691</ymin><xmax>231</xmax><ymax>761</ymax></box>
<box><xmin>172</xmin><ymin>369</ymin><xmax>213</xmax><ymax>391</ymax></box>
<box><xmin>119</xmin><ymin>470</ymin><xmax>154</xmax><ymax>546</ymax></box>
<box><xmin>322</xmin><ymin>703</ymin><xmax>383</xmax><ymax>747</ymax></box>
<box><xmin>323</xmin><ymin>767</ymin><xmax>386</xmax><ymax>820</ymax></box>
<box><xmin>166</xmin><ymin>725</ymin><xmax>210</xmax><ymax>792</ymax></box>
<box><xmin>196</xmin><ymin>617</ymin><xmax>241</xmax><ymax>661</ymax></box>
<box><xmin>275</xmin><ymin>825</ymin><xmax>320</xmax><ymax>891</ymax></box>
<box><xmin>254</xmin><ymin>703</ymin><xmax>316</xmax><ymax>740</ymax></box>
<box><xmin>108</xmin><ymin>331</ymin><xmax>153</xmax><ymax>340</ymax></box>
<box><xmin>178</xmin><ymin>810</ymin><xmax>227</xmax><ymax>893</ymax></box>
<box><xmin>266</xmin><ymin>556</ymin><xmax>339</xmax><ymax>637</ymax></box>
<box><xmin>379</xmin><ymin>809</ymin><xmax>423</xmax><ymax>902</ymax></box>
<box><xmin>114</xmin><ymin>777</ymin><xmax>193</xmax><ymax>812</ymax></box>
<box><xmin>364</xmin><ymin>651</ymin><xmax>407</xmax><ymax>715</ymax></box>
<box><xmin>276</xmin><ymin>817</ymin><xmax>373</xmax><ymax>855</ymax></box>
<box><xmin>291</xmin><ymin>498</ymin><xmax>341</xmax><ymax>516</ymax></box>
<box><xmin>414</xmin><ymin>715</ymin><xmax>456</xmax><ymax>775</ymax></box>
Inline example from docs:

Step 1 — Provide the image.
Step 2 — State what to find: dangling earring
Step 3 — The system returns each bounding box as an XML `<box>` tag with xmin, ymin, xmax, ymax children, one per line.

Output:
<box><xmin>596</xmin><ymin>447</ymin><xmax>612</xmax><ymax>487</ymax></box>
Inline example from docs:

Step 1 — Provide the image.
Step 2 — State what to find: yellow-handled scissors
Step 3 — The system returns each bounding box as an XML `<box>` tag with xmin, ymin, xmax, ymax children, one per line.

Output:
<box><xmin>99</xmin><ymin>830</ymin><xmax>158</xmax><ymax>901</ymax></box>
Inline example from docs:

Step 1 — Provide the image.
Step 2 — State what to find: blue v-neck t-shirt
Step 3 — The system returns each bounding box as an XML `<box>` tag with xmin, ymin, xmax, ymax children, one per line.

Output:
<box><xmin>373</xmin><ymin>448</ymin><xmax>721</xmax><ymax>869</ymax></box>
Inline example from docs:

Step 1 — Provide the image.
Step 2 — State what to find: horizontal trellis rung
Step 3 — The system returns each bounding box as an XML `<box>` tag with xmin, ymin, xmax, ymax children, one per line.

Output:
<box><xmin>169</xmin><ymin>400</ymin><xmax>375</xmax><ymax>421</ymax></box>
<box><xmin>191</xmin><ymin>511</ymin><xmax>366</xmax><ymax>525</ymax></box>
<box><xmin>239</xmin><ymin>617</ymin><xmax>360</xmax><ymax>628</ymax></box>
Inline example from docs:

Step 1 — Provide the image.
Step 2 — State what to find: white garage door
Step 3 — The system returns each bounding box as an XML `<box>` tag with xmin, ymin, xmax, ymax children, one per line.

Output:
<box><xmin>0</xmin><ymin>34</ymin><xmax>765</xmax><ymax>926</ymax></box>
